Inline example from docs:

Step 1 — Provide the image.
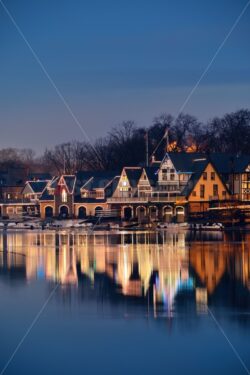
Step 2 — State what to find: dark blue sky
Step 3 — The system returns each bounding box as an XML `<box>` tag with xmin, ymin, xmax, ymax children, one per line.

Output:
<box><xmin>0</xmin><ymin>0</ymin><xmax>249</xmax><ymax>152</ymax></box>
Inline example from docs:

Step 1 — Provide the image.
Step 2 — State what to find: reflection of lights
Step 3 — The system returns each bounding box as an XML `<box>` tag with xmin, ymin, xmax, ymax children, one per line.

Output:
<box><xmin>0</xmin><ymin>232</ymin><xmax>192</xmax><ymax>305</ymax></box>
<box><xmin>196</xmin><ymin>287</ymin><xmax>208</xmax><ymax>314</ymax></box>
<box><xmin>1</xmin><ymin>231</ymin><xmax>250</xmax><ymax>318</ymax></box>
<box><xmin>123</xmin><ymin>252</ymin><xmax>129</xmax><ymax>284</ymax></box>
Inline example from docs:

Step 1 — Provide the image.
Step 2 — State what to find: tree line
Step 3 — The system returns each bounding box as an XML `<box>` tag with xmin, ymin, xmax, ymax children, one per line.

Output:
<box><xmin>0</xmin><ymin>109</ymin><xmax>249</xmax><ymax>175</ymax></box>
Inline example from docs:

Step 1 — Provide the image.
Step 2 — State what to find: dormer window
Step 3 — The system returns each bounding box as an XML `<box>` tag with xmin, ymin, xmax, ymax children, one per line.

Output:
<box><xmin>62</xmin><ymin>188</ymin><xmax>67</xmax><ymax>203</ymax></box>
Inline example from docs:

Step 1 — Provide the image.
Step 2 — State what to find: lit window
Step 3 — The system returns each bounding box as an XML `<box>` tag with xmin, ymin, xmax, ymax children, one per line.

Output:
<box><xmin>62</xmin><ymin>189</ymin><xmax>67</xmax><ymax>203</ymax></box>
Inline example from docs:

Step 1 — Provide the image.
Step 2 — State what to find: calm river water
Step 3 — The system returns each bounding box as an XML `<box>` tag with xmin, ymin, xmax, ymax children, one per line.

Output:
<box><xmin>0</xmin><ymin>229</ymin><xmax>249</xmax><ymax>375</ymax></box>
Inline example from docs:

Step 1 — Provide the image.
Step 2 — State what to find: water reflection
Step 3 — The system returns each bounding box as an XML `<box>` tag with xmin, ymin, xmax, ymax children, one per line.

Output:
<box><xmin>0</xmin><ymin>230</ymin><xmax>250</xmax><ymax>316</ymax></box>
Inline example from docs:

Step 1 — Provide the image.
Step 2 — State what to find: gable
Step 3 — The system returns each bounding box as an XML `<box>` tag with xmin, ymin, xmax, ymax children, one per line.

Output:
<box><xmin>138</xmin><ymin>169</ymin><xmax>150</xmax><ymax>186</ymax></box>
<box><xmin>159</xmin><ymin>154</ymin><xmax>176</xmax><ymax>173</ymax></box>
<box><xmin>113</xmin><ymin>169</ymin><xmax>133</xmax><ymax>196</ymax></box>
<box><xmin>58</xmin><ymin>175</ymin><xmax>76</xmax><ymax>194</ymax></box>
<box><xmin>187</xmin><ymin>162</ymin><xmax>229</xmax><ymax>201</ymax></box>
<box><xmin>119</xmin><ymin>169</ymin><xmax>131</xmax><ymax>188</ymax></box>
<box><xmin>58</xmin><ymin>176</ymin><xmax>66</xmax><ymax>186</ymax></box>
<box><xmin>22</xmin><ymin>182</ymin><xmax>34</xmax><ymax>195</ymax></box>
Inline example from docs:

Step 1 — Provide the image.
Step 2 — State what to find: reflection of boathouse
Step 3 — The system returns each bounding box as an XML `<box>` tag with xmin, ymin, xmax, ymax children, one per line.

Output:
<box><xmin>1</xmin><ymin>231</ymin><xmax>250</xmax><ymax>313</ymax></box>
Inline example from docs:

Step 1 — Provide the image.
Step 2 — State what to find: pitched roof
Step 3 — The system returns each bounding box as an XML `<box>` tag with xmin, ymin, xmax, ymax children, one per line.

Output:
<box><xmin>167</xmin><ymin>152</ymin><xmax>206</xmax><ymax>173</ymax></box>
<box><xmin>144</xmin><ymin>166</ymin><xmax>158</xmax><ymax>186</ymax></box>
<box><xmin>167</xmin><ymin>152</ymin><xmax>250</xmax><ymax>175</ymax></box>
<box><xmin>109</xmin><ymin>176</ymin><xmax>120</xmax><ymax>196</ymax></box>
<box><xmin>181</xmin><ymin>158</ymin><xmax>230</xmax><ymax>198</ymax></box>
<box><xmin>62</xmin><ymin>175</ymin><xmax>76</xmax><ymax>194</ymax></box>
<box><xmin>181</xmin><ymin>159</ymin><xmax>209</xmax><ymax>197</ymax></box>
<box><xmin>209</xmin><ymin>153</ymin><xmax>250</xmax><ymax>174</ymax></box>
<box><xmin>39</xmin><ymin>188</ymin><xmax>54</xmax><ymax>201</ymax></box>
<box><xmin>50</xmin><ymin>176</ymin><xmax>59</xmax><ymax>189</ymax></box>
<box><xmin>76</xmin><ymin>170</ymin><xmax>120</xmax><ymax>191</ymax></box>
<box><xmin>28</xmin><ymin>181</ymin><xmax>48</xmax><ymax>193</ymax></box>
<box><xmin>125</xmin><ymin>168</ymin><xmax>143</xmax><ymax>188</ymax></box>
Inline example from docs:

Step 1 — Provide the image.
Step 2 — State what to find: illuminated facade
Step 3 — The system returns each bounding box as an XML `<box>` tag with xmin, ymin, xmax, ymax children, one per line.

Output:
<box><xmin>3</xmin><ymin>153</ymin><xmax>250</xmax><ymax>221</ymax></box>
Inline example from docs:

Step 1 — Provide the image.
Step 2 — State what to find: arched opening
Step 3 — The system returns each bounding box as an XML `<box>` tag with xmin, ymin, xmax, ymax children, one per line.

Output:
<box><xmin>163</xmin><ymin>206</ymin><xmax>173</xmax><ymax>223</ymax></box>
<box><xmin>60</xmin><ymin>205</ymin><xmax>69</xmax><ymax>219</ymax></box>
<box><xmin>45</xmin><ymin>206</ymin><xmax>53</xmax><ymax>218</ymax></box>
<box><xmin>124</xmin><ymin>206</ymin><xmax>133</xmax><ymax>220</ymax></box>
<box><xmin>176</xmin><ymin>206</ymin><xmax>185</xmax><ymax>223</ymax></box>
<box><xmin>78</xmin><ymin>206</ymin><xmax>87</xmax><ymax>219</ymax></box>
<box><xmin>149</xmin><ymin>206</ymin><xmax>158</xmax><ymax>221</ymax></box>
<box><xmin>95</xmin><ymin>206</ymin><xmax>103</xmax><ymax>217</ymax></box>
<box><xmin>136</xmin><ymin>206</ymin><xmax>146</xmax><ymax>223</ymax></box>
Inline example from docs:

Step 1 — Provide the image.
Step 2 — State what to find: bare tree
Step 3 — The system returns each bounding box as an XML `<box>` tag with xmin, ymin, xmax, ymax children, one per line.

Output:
<box><xmin>206</xmin><ymin>109</ymin><xmax>250</xmax><ymax>154</ymax></box>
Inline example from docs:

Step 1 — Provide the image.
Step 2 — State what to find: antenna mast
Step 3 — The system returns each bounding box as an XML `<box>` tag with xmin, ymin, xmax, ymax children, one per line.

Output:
<box><xmin>145</xmin><ymin>131</ymin><xmax>149</xmax><ymax>166</ymax></box>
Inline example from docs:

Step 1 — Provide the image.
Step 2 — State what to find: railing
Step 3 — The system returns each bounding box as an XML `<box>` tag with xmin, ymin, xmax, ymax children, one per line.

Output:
<box><xmin>107</xmin><ymin>195</ymin><xmax>186</xmax><ymax>203</ymax></box>
<box><xmin>107</xmin><ymin>197</ymin><xmax>148</xmax><ymax>203</ymax></box>
<box><xmin>150</xmin><ymin>196</ymin><xmax>186</xmax><ymax>203</ymax></box>
<box><xmin>0</xmin><ymin>198</ymin><xmax>35</xmax><ymax>204</ymax></box>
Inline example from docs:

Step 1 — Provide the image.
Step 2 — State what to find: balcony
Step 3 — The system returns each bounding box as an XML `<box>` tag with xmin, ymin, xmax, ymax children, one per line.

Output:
<box><xmin>0</xmin><ymin>198</ymin><xmax>35</xmax><ymax>205</ymax></box>
<box><xmin>108</xmin><ymin>195</ymin><xmax>186</xmax><ymax>204</ymax></box>
<box><xmin>108</xmin><ymin>197</ymin><xmax>148</xmax><ymax>203</ymax></box>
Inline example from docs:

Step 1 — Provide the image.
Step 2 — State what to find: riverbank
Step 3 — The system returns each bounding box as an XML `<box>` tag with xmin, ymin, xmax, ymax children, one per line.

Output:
<box><xmin>1</xmin><ymin>217</ymin><xmax>250</xmax><ymax>233</ymax></box>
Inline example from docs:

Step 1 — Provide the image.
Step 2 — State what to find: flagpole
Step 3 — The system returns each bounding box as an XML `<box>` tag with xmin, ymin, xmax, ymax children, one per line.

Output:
<box><xmin>146</xmin><ymin>131</ymin><xmax>149</xmax><ymax>167</ymax></box>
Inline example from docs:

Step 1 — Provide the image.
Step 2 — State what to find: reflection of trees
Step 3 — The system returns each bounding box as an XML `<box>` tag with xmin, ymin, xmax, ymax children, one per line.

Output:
<box><xmin>0</xmin><ymin>231</ymin><xmax>250</xmax><ymax>313</ymax></box>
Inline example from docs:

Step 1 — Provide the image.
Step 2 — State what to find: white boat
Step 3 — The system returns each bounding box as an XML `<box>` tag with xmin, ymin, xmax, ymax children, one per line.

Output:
<box><xmin>189</xmin><ymin>222</ymin><xmax>224</xmax><ymax>231</ymax></box>
<box><xmin>156</xmin><ymin>222</ymin><xmax>189</xmax><ymax>231</ymax></box>
<box><xmin>14</xmin><ymin>222</ymin><xmax>39</xmax><ymax>230</ymax></box>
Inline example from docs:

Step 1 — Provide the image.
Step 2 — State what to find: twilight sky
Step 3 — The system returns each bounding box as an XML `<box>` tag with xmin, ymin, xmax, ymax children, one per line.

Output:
<box><xmin>0</xmin><ymin>0</ymin><xmax>249</xmax><ymax>153</ymax></box>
